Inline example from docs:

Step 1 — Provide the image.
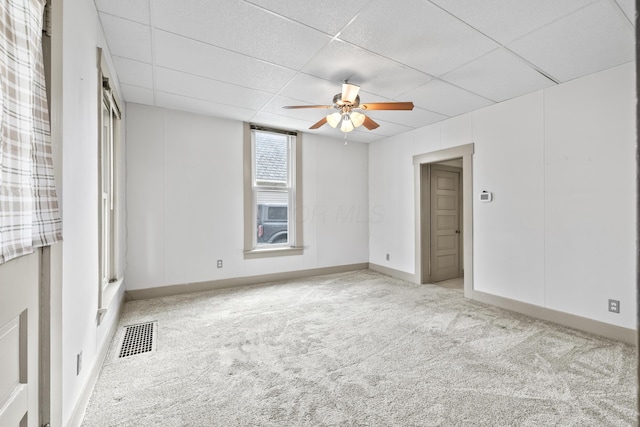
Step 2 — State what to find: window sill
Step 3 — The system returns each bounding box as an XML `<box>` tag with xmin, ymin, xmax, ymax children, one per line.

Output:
<box><xmin>97</xmin><ymin>277</ymin><xmax>124</xmax><ymax>325</ymax></box>
<box><xmin>244</xmin><ymin>246</ymin><xmax>303</xmax><ymax>259</ymax></box>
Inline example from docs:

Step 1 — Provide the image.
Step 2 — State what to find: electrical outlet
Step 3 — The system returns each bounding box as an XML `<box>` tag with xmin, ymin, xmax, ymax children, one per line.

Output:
<box><xmin>217</xmin><ymin>259</ymin><xmax>223</xmax><ymax>268</ymax></box>
<box><xmin>77</xmin><ymin>351</ymin><xmax>82</xmax><ymax>375</ymax></box>
<box><xmin>386</xmin><ymin>253</ymin><xmax>390</xmax><ymax>261</ymax></box>
<box><xmin>608</xmin><ymin>299</ymin><xmax>620</xmax><ymax>314</ymax></box>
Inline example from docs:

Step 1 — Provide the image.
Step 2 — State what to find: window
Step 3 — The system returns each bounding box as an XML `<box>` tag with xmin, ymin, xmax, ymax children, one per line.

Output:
<box><xmin>244</xmin><ymin>124</ymin><xmax>302</xmax><ymax>257</ymax></box>
<box><xmin>100</xmin><ymin>84</ymin><xmax>118</xmax><ymax>282</ymax></box>
<box><xmin>98</xmin><ymin>49</ymin><xmax>123</xmax><ymax>322</ymax></box>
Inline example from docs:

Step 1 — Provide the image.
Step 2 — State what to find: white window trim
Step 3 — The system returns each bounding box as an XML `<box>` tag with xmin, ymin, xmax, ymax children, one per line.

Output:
<box><xmin>243</xmin><ymin>123</ymin><xmax>303</xmax><ymax>258</ymax></box>
<box><xmin>97</xmin><ymin>48</ymin><xmax>124</xmax><ymax>323</ymax></box>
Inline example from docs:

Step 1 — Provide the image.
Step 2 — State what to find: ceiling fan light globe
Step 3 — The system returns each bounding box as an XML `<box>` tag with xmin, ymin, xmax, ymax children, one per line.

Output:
<box><xmin>340</xmin><ymin>118</ymin><xmax>354</xmax><ymax>133</ymax></box>
<box><xmin>350</xmin><ymin>111</ymin><xmax>365</xmax><ymax>127</ymax></box>
<box><xmin>326</xmin><ymin>112</ymin><xmax>341</xmax><ymax>128</ymax></box>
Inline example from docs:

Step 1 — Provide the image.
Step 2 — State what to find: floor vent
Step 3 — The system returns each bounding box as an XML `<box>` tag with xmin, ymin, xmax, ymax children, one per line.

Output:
<box><xmin>118</xmin><ymin>321</ymin><xmax>157</xmax><ymax>358</ymax></box>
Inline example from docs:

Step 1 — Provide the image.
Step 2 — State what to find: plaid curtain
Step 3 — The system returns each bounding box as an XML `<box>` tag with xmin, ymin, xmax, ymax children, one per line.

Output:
<box><xmin>0</xmin><ymin>0</ymin><xmax>62</xmax><ymax>264</ymax></box>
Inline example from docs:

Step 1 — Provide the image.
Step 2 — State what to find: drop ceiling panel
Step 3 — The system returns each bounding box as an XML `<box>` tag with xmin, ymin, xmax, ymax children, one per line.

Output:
<box><xmin>442</xmin><ymin>48</ymin><xmax>556</xmax><ymax>102</ymax></box>
<box><xmin>408</xmin><ymin>79</ymin><xmax>495</xmax><ymax>117</ymax></box>
<box><xmin>96</xmin><ymin>0</ymin><xmax>635</xmax><ymax>141</ymax></box>
<box><xmin>339</xmin><ymin>0</ymin><xmax>498</xmax><ymax>76</ymax></box>
<box><xmin>508</xmin><ymin>0</ymin><xmax>635</xmax><ymax>82</ymax></box>
<box><xmin>367</xmin><ymin>107</ymin><xmax>448</xmax><ymax>129</ymax></box>
<box><xmin>311</xmin><ymin>125</ymin><xmax>387</xmax><ymax>143</ymax></box>
<box><xmin>119</xmin><ymin>84</ymin><xmax>154</xmax><ymax>105</ymax></box>
<box><xmin>262</xmin><ymin>96</ymin><xmax>333</xmax><ymax>122</ymax></box>
<box><xmin>302</xmin><ymin>39</ymin><xmax>433</xmax><ymax>99</ymax></box>
<box><xmin>250</xmin><ymin>112</ymin><xmax>317</xmax><ymax>133</ymax></box>
<box><xmin>95</xmin><ymin>0</ymin><xmax>150</xmax><ymax>25</ymax></box>
<box><xmin>614</xmin><ymin>0</ymin><xmax>635</xmax><ymax>26</ymax></box>
<box><xmin>98</xmin><ymin>14</ymin><xmax>151</xmax><ymax>62</ymax></box>
<box><xmin>244</xmin><ymin>0</ymin><xmax>372</xmax><ymax>35</ymax></box>
<box><xmin>154</xmin><ymin>31</ymin><xmax>296</xmax><ymax>94</ymax></box>
<box><xmin>344</xmin><ymin>129</ymin><xmax>386</xmax><ymax>145</ymax></box>
<box><xmin>353</xmin><ymin>118</ymin><xmax>413</xmax><ymax>137</ymax></box>
<box><xmin>156</xmin><ymin>92</ymin><xmax>257</xmax><ymax>122</ymax></box>
<box><xmin>112</xmin><ymin>56</ymin><xmax>153</xmax><ymax>89</ymax></box>
<box><xmin>155</xmin><ymin>68</ymin><xmax>274</xmax><ymax>110</ymax></box>
<box><xmin>429</xmin><ymin>0</ymin><xmax>593</xmax><ymax>44</ymax></box>
<box><xmin>279</xmin><ymin>74</ymin><xmax>345</xmax><ymax>105</ymax></box>
<box><xmin>153</xmin><ymin>0</ymin><xmax>332</xmax><ymax>69</ymax></box>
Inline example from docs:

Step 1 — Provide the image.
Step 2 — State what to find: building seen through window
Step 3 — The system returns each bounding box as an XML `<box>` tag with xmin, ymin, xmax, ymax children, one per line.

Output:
<box><xmin>253</xmin><ymin>130</ymin><xmax>294</xmax><ymax>247</ymax></box>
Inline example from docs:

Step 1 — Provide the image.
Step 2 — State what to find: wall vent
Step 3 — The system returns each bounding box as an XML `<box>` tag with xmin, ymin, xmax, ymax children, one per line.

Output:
<box><xmin>118</xmin><ymin>321</ymin><xmax>157</xmax><ymax>358</ymax></box>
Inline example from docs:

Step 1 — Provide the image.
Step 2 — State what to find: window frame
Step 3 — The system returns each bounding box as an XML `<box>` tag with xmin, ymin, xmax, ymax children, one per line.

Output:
<box><xmin>243</xmin><ymin>123</ymin><xmax>303</xmax><ymax>258</ymax></box>
<box><xmin>97</xmin><ymin>48</ymin><xmax>124</xmax><ymax>323</ymax></box>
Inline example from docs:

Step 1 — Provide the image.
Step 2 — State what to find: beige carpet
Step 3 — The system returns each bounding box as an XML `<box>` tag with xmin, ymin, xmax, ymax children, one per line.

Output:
<box><xmin>82</xmin><ymin>270</ymin><xmax>636</xmax><ymax>426</ymax></box>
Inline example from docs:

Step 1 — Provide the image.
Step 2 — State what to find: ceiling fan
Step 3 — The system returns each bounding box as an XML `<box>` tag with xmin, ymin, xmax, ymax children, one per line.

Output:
<box><xmin>282</xmin><ymin>82</ymin><xmax>414</xmax><ymax>133</ymax></box>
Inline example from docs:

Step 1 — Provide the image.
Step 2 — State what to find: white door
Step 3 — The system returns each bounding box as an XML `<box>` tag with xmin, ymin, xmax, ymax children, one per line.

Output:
<box><xmin>430</xmin><ymin>167</ymin><xmax>461</xmax><ymax>282</ymax></box>
<box><xmin>0</xmin><ymin>252</ymin><xmax>39</xmax><ymax>427</ymax></box>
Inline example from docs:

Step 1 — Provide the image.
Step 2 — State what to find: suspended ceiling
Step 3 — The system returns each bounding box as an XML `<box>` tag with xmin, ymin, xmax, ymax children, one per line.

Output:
<box><xmin>95</xmin><ymin>0</ymin><xmax>635</xmax><ymax>143</ymax></box>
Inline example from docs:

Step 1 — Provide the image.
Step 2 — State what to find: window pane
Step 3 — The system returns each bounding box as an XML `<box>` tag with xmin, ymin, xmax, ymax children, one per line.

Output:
<box><xmin>255</xmin><ymin>132</ymin><xmax>288</xmax><ymax>185</ymax></box>
<box><xmin>256</xmin><ymin>191</ymin><xmax>288</xmax><ymax>246</ymax></box>
<box><xmin>267</xmin><ymin>206</ymin><xmax>287</xmax><ymax>221</ymax></box>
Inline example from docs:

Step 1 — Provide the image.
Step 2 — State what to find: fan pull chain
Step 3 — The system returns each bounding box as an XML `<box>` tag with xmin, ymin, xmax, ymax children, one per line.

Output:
<box><xmin>344</xmin><ymin>133</ymin><xmax>348</xmax><ymax>146</ymax></box>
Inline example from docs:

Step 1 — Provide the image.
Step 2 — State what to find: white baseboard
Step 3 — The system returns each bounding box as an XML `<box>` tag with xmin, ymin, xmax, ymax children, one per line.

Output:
<box><xmin>369</xmin><ymin>263</ymin><xmax>635</xmax><ymax>345</ymax></box>
<box><xmin>126</xmin><ymin>263</ymin><xmax>370</xmax><ymax>300</ymax></box>
<box><xmin>466</xmin><ymin>289</ymin><xmax>636</xmax><ymax>345</ymax></box>
<box><xmin>67</xmin><ymin>286</ymin><xmax>126</xmax><ymax>427</ymax></box>
<box><xmin>368</xmin><ymin>263</ymin><xmax>417</xmax><ymax>283</ymax></box>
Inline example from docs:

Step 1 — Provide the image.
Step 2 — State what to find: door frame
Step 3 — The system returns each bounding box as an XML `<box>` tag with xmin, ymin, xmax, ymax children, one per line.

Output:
<box><xmin>425</xmin><ymin>163</ymin><xmax>463</xmax><ymax>283</ymax></box>
<box><xmin>413</xmin><ymin>143</ymin><xmax>474</xmax><ymax>296</ymax></box>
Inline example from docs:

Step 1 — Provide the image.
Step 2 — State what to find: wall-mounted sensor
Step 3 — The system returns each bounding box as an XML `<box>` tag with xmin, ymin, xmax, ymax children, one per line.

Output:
<box><xmin>479</xmin><ymin>191</ymin><xmax>493</xmax><ymax>202</ymax></box>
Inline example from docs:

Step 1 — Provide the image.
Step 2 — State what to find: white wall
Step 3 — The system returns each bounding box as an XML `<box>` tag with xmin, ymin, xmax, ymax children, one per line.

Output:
<box><xmin>125</xmin><ymin>105</ymin><xmax>369</xmax><ymax>290</ymax></box>
<box><xmin>369</xmin><ymin>62</ymin><xmax>636</xmax><ymax>329</ymax></box>
<box><xmin>55</xmin><ymin>0</ymin><xmax>127</xmax><ymax>424</ymax></box>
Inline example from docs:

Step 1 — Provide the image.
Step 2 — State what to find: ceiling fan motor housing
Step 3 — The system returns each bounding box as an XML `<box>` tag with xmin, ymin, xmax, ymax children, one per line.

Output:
<box><xmin>333</xmin><ymin>93</ymin><xmax>360</xmax><ymax>109</ymax></box>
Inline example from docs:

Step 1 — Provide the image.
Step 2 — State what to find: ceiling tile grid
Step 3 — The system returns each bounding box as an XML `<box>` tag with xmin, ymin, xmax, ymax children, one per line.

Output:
<box><xmin>152</xmin><ymin>0</ymin><xmax>332</xmax><ymax>70</ymax></box>
<box><xmin>301</xmin><ymin>40</ymin><xmax>433</xmax><ymax>99</ymax></box>
<box><xmin>99</xmin><ymin>13</ymin><xmax>152</xmax><ymax>63</ymax></box>
<box><xmin>155</xmin><ymin>68</ymin><xmax>274</xmax><ymax>111</ymax></box>
<box><xmin>428</xmin><ymin>0</ymin><xmax>595</xmax><ymax>45</ymax></box>
<box><xmin>441</xmin><ymin>48</ymin><xmax>557</xmax><ymax>102</ymax></box>
<box><xmin>406</xmin><ymin>79</ymin><xmax>495</xmax><ymax>117</ymax></box>
<box><xmin>244</xmin><ymin>0</ymin><xmax>373</xmax><ymax>35</ymax></box>
<box><xmin>278</xmin><ymin>73</ymin><xmax>348</xmax><ymax>106</ymax></box>
<box><xmin>119</xmin><ymin>84</ymin><xmax>154</xmax><ymax>106</ymax></box>
<box><xmin>111</xmin><ymin>56</ymin><xmax>153</xmax><ymax>89</ymax></box>
<box><xmin>153</xmin><ymin>31</ymin><xmax>297</xmax><ymax>95</ymax></box>
<box><xmin>95</xmin><ymin>0</ymin><xmax>150</xmax><ymax>25</ymax></box>
<box><xmin>506</xmin><ymin>0</ymin><xmax>635</xmax><ymax>83</ymax></box>
<box><xmin>261</xmin><ymin>96</ymin><xmax>334</xmax><ymax>123</ymax></box>
<box><xmin>94</xmin><ymin>0</ymin><xmax>635</xmax><ymax>142</ymax></box>
<box><xmin>155</xmin><ymin>92</ymin><xmax>258</xmax><ymax>123</ymax></box>
<box><xmin>367</xmin><ymin>107</ymin><xmax>449</xmax><ymax>129</ymax></box>
<box><xmin>614</xmin><ymin>0</ymin><xmax>636</xmax><ymax>26</ymax></box>
<box><xmin>338</xmin><ymin>0</ymin><xmax>499</xmax><ymax>77</ymax></box>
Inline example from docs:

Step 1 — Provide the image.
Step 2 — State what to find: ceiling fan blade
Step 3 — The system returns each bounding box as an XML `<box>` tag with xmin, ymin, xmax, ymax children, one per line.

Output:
<box><xmin>309</xmin><ymin>117</ymin><xmax>328</xmax><ymax>129</ymax></box>
<box><xmin>341</xmin><ymin>83</ymin><xmax>360</xmax><ymax>103</ymax></box>
<box><xmin>362</xmin><ymin>115</ymin><xmax>380</xmax><ymax>130</ymax></box>
<box><xmin>360</xmin><ymin>102</ymin><xmax>414</xmax><ymax>111</ymax></box>
<box><xmin>282</xmin><ymin>105</ymin><xmax>334</xmax><ymax>109</ymax></box>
